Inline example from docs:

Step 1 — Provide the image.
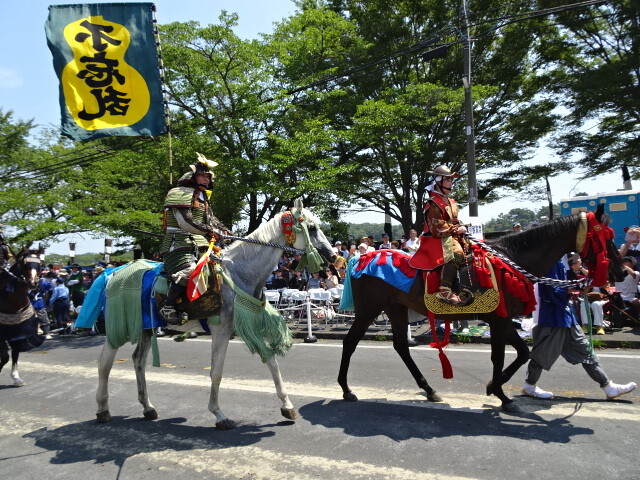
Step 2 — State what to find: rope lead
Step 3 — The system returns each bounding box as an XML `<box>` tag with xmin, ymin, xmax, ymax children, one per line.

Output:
<box><xmin>464</xmin><ymin>234</ymin><xmax>586</xmax><ymax>289</ymax></box>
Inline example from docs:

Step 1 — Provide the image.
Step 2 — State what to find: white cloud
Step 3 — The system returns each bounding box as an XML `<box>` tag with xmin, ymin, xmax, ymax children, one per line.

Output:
<box><xmin>0</xmin><ymin>67</ymin><xmax>23</xmax><ymax>88</ymax></box>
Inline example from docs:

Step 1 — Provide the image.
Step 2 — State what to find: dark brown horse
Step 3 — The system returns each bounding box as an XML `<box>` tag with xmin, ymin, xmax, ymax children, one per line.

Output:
<box><xmin>338</xmin><ymin>205</ymin><xmax>625</xmax><ymax>411</ymax></box>
<box><xmin>0</xmin><ymin>248</ymin><xmax>44</xmax><ymax>386</ymax></box>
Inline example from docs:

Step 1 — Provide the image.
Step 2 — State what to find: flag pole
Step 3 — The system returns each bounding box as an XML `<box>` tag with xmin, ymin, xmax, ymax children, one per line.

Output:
<box><xmin>151</xmin><ymin>4</ymin><xmax>173</xmax><ymax>186</ymax></box>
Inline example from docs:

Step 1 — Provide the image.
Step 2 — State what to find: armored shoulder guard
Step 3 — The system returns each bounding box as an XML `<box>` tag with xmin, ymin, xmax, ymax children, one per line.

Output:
<box><xmin>164</xmin><ymin>186</ymin><xmax>193</xmax><ymax>209</ymax></box>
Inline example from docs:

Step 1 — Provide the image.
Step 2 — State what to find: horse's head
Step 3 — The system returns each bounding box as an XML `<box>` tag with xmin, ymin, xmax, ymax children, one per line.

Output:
<box><xmin>291</xmin><ymin>198</ymin><xmax>336</xmax><ymax>265</ymax></box>
<box><xmin>13</xmin><ymin>247</ymin><xmax>43</xmax><ymax>289</ymax></box>
<box><xmin>581</xmin><ymin>204</ymin><xmax>625</xmax><ymax>285</ymax></box>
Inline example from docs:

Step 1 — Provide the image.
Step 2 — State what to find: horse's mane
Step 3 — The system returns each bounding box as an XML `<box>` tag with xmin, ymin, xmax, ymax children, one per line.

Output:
<box><xmin>224</xmin><ymin>207</ymin><xmax>321</xmax><ymax>259</ymax></box>
<box><xmin>223</xmin><ymin>212</ymin><xmax>285</xmax><ymax>258</ymax></box>
<box><xmin>232</xmin><ymin>207</ymin><xmax>320</xmax><ymax>245</ymax></box>
<box><xmin>488</xmin><ymin>214</ymin><xmax>580</xmax><ymax>257</ymax></box>
<box><xmin>248</xmin><ymin>212</ymin><xmax>284</xmax><ymax>243</ymax></box>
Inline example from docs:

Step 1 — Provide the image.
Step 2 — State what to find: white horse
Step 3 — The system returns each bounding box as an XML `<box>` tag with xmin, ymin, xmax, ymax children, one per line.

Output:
<box><xmin>95</xmin><ymin>199</ymin><xmax>335</xmax><ymax>429</ymax></box>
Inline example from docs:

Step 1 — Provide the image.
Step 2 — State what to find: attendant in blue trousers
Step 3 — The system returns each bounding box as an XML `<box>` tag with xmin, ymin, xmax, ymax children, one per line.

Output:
<box><xmin>522</xmin><ymin>259</ymin><xmax>636</xmax><ymax>400</ymax></box>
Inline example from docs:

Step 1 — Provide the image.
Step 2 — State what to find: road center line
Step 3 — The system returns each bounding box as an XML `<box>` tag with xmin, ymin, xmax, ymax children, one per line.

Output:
<box><xmin>17</xmin><ymin>359</ymin><xmax>640</xmax><ymax>422</ymax></box>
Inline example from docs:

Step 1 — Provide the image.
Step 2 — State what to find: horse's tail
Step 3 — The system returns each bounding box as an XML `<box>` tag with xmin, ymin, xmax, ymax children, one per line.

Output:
<box><xmin>338</xmin><ymin>257</ymin><xmax>358</xmax><ymax>311</ymax></box>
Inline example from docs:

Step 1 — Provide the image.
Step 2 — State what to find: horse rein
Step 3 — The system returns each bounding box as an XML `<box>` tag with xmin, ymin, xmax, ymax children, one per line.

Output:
<box><xmin>219</xmin><ymin>234</ymin><xmax>303</xmax><ymax>255</ymax></box>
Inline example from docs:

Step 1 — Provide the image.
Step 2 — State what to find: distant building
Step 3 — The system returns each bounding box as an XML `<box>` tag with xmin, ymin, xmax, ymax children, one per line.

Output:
<box><xmin>560</xmin><ymin>190</ymin><xmax>640</xmax><ymax>246</ymax></box>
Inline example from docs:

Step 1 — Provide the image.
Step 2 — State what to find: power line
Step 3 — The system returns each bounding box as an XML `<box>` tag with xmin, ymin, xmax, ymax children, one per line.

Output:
<box><xmin>7</xmin><ymin>137</ymin><xmax>154</xmax><ymax>180</ymax></box>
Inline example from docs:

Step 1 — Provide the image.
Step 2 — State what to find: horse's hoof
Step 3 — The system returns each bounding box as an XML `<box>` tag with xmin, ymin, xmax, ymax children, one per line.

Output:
<box><xmin>215</xmin><ymin>418</ymin><xmax>236</xmax><ymax>430</ymax></box>
<box><xmin>343</xmin><ymin>391</ymin><xmax>358</xmax><ymax>402</ymax></box>
<box><xmin>96</xmin><ymin>411</ymin><xmax>112</xmax><ymax>423</ymax></box>
<box><xmin>143</xmin><ymin>408</ymin><xmax>158</xmax><ymax>420</ymax></box>
<box><xmin>280</xmin><ymin>407</ymin><xmax>298</xmax><ymax>420</ymax></box>
<box><xmin>12</xmin><ymin>378</ymin><xmax>25</xmax><ymax>387</ymax></box>
<box><xmin>427</xmin><ymin>391</ymin><xmax>443</xmax><ymax>402</ymax></box>
<box><xmin>486</xmin><ymin>381</ymin><xmax>494</xmax><ymax>396</ymax></box>
<box><xmin>501</xmin><ymin>401</ymin><xmax>522</xmax><ymax>413</ymax></box>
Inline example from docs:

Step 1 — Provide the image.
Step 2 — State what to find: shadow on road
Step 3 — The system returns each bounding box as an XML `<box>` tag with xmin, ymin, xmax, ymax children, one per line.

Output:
<box><xmin>31</xmin><ymin>335</ymin><xmax>106</xmax><ymax>352</ymax></box>
<box><xmin>23</xmin><ymin>415</ymin><xmax>285</xmax><ymax>469</ymax></box>
<box><xmin>298</xmin><ymin>398</ymin><xmax>594</xmax><ymax>443</ymax></box>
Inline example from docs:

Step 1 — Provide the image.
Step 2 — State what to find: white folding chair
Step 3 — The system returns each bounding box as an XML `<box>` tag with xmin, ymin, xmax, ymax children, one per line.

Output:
<box><xmin>278</xmin><ymin>288</ymin><xmax>299</xmax><ymax>309</ymax></box>
<box><xmin>264</xmin><ymin>290</ymin><xmax>280</xmax><ymax>306</ymax></box>
<box><xmin>308</xmin><ymin>288</ymin><xmax>333</xmax><ymax>326</ymax></box>
<box><xmin>329</xmin><ymin>287</ymin><xmax>356</xmax><ymax>324</ymax></box>
<box><xmin>289</xmin><ymin>290</ymin><xmax>309</xmax><ymax>323</ymax></box>
<box><xmin>328</xmin><ymin>287</ymin><xmax>342</xmax><ymax>304</ymax></box>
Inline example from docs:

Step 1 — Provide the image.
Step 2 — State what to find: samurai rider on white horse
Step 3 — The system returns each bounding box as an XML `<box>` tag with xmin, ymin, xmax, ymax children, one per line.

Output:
<box><xmin>159</xmin><ymin>153</ymin><xmax>229</xmax><ymax>324</ymax></box>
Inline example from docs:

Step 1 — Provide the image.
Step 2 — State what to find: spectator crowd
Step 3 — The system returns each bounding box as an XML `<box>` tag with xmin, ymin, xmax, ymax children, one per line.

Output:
<box><xmin>29</xmin><ymin>261</ymin><xmax>127</xmax><ymax>337</ymax></box>
<box><xmin>263</xmin><ymin>232</ymin><xmax>421</xmax><ymax>291</ymax></box>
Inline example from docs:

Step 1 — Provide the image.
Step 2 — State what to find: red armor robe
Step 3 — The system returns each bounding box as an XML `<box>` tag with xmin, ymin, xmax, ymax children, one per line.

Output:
<box><xmin>409</xmin><ymin>191</ymin><xmax>460</xmax><ymax>270</ymax></box>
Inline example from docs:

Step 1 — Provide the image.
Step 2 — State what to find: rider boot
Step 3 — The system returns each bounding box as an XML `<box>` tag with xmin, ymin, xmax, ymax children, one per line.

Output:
<box><xmin>454</xmin><ymin>254</ymin><xmax>474</xmax><ymax>305</ymax></box>
<box><xmin>436</xmin><ymin>262</ymin><xmax>465</xmax><ymax>305</ymax></box>
<box><xmin>160</xmin><ymin>282</ymin><xmax>189</xmax><ymax>325</ymax></box>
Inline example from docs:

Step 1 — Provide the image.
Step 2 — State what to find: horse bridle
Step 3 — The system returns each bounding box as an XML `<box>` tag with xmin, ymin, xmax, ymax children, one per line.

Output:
<box><xmin>215</xmin><ymin>209</ymin><xmax>325</xmax><ymax>273</ymax></box>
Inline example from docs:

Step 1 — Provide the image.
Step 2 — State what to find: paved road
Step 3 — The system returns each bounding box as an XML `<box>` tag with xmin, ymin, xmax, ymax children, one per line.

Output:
<box><xmin>1</xmin><ymin>335</ymin><xmax>638</xmax><ymax>480</ymax></box>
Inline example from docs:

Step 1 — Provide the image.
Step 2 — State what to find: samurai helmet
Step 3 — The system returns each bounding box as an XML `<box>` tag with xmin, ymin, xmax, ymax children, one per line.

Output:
<box><xmin>427</xmin><ymin>165</ymin><xmax>460</xmax><ymax>178</ymax></box>
<box><xmin>426</xmin><ymin>164</ymin><xmax>460</xmax><ymax>194</ymax></box>
<box><xmin>192</xmin><ymin>152</ymin><xmax>218</xmax><ymax>176</ymax></box>
<box><xmin>178</xmin><ymin>153</ymin><xmax>219</xmax><ymax>186</ymax></box>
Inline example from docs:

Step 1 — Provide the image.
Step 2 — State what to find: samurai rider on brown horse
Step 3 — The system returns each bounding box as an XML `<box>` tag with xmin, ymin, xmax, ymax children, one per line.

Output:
<box><xmin>410</xmin><ymin>165</ymin><xmax>472</xmax><ymax>305</ymax></box>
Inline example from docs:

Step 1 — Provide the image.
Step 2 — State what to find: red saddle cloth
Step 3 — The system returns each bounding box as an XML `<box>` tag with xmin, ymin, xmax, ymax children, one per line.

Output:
<box><xmin>408</xmin><ymin>236</ymin><xmax>445</xmax><ymax>270</ymax></box>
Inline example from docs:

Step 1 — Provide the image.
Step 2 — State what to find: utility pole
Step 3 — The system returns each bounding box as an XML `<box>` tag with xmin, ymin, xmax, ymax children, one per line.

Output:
<box><xmin>545</xmin><ymin>176</ymin><xmax>554</xmax><ymax>219</ymax></box>
<box><xmin>384</xmin><ymin>202</ymin><xmax>392</xmax><ymax>238</ymax></box>
<box><xmin>68</xmin><ymin>242</ymin><xmax>76</xmax><ymax>266</ymax></box>
<box><xmin>104</xmin><ymin>238</ymin><xmax>113</xmax><ymax>264</ymax></box>
<box><xmin>622</xmin><ymin>165</ymin><xmax>632</xmax><ymax>190</ymax></box>
<box><xmin>462</xmin><ymin>0</ymin><xmax>478</xmax><ymax>216</ymax></box>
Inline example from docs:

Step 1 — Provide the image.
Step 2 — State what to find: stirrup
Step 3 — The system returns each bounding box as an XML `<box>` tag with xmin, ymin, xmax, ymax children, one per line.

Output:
<box><xmin>160</xmin><ymin>305</ymin><xmax>188</xmax><ymax>326</ymax></box>
<box><xmin>457</xmin><ymin>288</ymin><xmax>474</xmax><ymax>306</ymax></box>
<box><xmin>436</xmin><ymin>287</ymin><xmax>465</xmax><ymax>305</ymax></box>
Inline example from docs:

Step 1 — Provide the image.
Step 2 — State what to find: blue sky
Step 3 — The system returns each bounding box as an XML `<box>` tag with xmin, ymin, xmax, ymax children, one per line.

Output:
<box><xmin>0</xmin><ymin>1</ymin><xmax>631</xmax><ymax>254</ymax></box>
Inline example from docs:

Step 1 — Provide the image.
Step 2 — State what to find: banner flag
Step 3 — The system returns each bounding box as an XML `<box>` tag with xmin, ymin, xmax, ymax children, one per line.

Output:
<box><xmin>45</xmin><ymin>3</ymin><xmax>166</xmax><ymax>141</ymax></box>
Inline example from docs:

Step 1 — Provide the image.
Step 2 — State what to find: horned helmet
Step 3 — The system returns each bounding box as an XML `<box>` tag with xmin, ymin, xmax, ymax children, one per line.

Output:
<box><xmin>178</xmin><ymin>152</ymin><xmax>219</xmax><ymax>189</ymax></box>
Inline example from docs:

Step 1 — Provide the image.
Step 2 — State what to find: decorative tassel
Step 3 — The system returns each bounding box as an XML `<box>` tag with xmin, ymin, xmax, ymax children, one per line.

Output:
<box><xmin>427</xmin><ymin>310</ymin><xmax>454</xmax><ymax>378</ymax></box>
<box><xmin>229</xmin><ymin>285</ymin><xmax>292</xmax><ymax>363</ymax></box>
<box><xmin>439</xmin><ymin>350</ymin><xmax>453</xmax><ymax>379</ymax></box>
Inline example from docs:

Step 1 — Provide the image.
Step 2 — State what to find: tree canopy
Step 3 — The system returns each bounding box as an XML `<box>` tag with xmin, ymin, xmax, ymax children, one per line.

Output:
<box><xmin>540</xmin><ymin>0</ymin><xmax>639</xmax><ymax>179</ymax></box>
